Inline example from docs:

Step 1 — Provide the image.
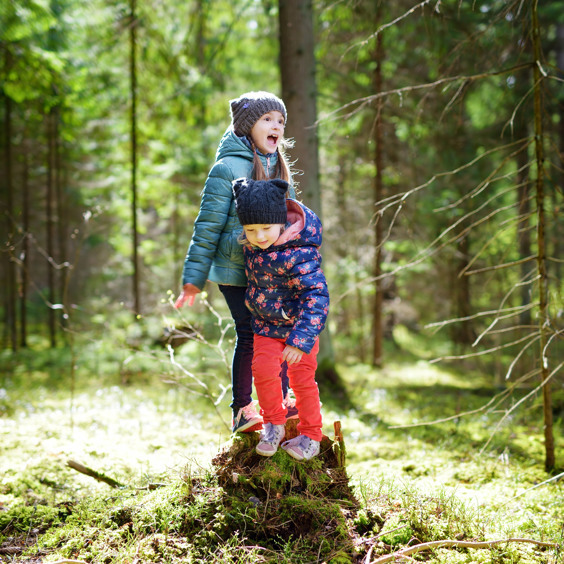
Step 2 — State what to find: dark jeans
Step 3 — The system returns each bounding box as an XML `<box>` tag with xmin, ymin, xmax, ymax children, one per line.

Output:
<box><xmin>218</xmin><ymin>284</ymin><xmax>288</xmax><ymax>411</ymax></box>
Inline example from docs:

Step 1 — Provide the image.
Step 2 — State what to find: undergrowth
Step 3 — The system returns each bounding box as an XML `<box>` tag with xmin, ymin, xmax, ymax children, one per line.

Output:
<box><xmin>1</xmin><ymin>332</ymin><xmax>563</xmax><ymax>563</ymax></box>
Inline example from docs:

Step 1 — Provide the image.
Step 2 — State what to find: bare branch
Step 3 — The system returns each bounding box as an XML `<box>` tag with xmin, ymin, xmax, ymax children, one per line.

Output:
<box><xmin>319</xmin><ymin>64</ymin><xmax>533</xmax><ymax>125</ymax></box>
<box><xmin>430</xmin><ymin>331</ymin><xmax>540</xmax><ymax>363</ymax></box>
<box><xmin>368</xmin><ymin>537</ymin><xmax>558</xmax><ymax>564</ymax></box>
<box><xmin>479</xmin><ymin>361</ymin><xmax>564</xmax><ymax>453</ymax></box>
<box><xmin>500</xmin><ymin>470</ymin><xmax>564</xmax><ymax>507</ymax></box>
<box><xmin>390</xmin><ymin>369</ymin><xmax>537</xmax><ymax>429</ymax></box>
<box><xmin>425</xmin><ymin>304</ymin><xmax>535</xmax><ymax>332</ymax></box>
<box><xmin>67</xmin><ymin>460</ymin><xmax>124</xmax><ymax>488</ymax></box>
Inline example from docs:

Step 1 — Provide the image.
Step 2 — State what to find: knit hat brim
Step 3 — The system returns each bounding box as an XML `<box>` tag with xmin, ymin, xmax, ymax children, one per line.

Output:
<box><xmin>230</xmin><ymin>91</ymin><xmax>287</xmax><ymax>136</ymax></box>
<box><xmin>232</xmin><ymin>178</ymin><xmax>289</xmax><ymax>226</ymax></box>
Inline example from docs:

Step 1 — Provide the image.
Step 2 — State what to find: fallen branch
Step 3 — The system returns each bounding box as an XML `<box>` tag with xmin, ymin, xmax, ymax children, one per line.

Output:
<box><xmin>0</xmin><ymin>547</ymin><xmax>23</xmax><ymax>555</ymax></box>
<box><xmin>369</xmin><ymin>537</ymin><xmax>559</xmax><ymax>563</ymax></box>
<box><xmin>67</xmin><ymin>460</ymin><xmax>124</xmax><ymax>488</ymax></box>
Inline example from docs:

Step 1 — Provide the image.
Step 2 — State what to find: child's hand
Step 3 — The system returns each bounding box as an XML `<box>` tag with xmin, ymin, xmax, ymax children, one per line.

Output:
<box><xmin>282</xmin><ymin>345</ymin><xmax>303</xmax><ymax>365</ymax></box>
<box><xmin>174</xmin><ymin>283</ymin><xmax>201</xmax><ymax>309</ymax></box>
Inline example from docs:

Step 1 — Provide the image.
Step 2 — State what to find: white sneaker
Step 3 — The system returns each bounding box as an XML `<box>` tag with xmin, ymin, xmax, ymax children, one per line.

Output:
<box><xmin>256</xmin><ymin>423</ymin><xmax>285</xmax><ymax>457</ymax></box>
<box><xmin>232</xmin><ymin>401</ymin><xmax>263</xmax><ymax>433</ymax></box>
<box><xmin>281</xmin><ymin>434</ymin><xmax>320</xmax><ymax>460</ymax></box>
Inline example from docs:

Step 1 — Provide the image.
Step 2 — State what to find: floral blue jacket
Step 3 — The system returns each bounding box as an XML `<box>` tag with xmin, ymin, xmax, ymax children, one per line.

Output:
<box><xmin>243</xmin><ymin>199</ymin><xmax>329</xmax><ymax>354</ymax></box>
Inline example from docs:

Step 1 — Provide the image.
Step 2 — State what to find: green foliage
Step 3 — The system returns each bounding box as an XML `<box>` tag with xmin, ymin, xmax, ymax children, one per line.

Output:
<box><xmin>0</xmin><ymin>0</ymin><xmax>55</xmax><ymax>42</ymax></box>
<box><xmin>2</xmin><ymin>0</ymin><xmax>562</xmax><ymax>403</ymax></box>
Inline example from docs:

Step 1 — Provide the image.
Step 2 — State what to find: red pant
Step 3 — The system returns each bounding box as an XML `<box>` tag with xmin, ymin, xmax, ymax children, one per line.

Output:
<box><xmin>252</xmin><ymin>334</ymin><xmax>322</xmax><ymax>441</ymax></box>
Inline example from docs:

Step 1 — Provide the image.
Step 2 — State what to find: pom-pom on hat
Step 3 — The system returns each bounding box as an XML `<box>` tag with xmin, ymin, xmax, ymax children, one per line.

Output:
<box><xmin>232</xmin><ymin>178</ymin><xmax>289</xmax><ymax>226</ymax></box>
<box><xmin>230</xmin><ymin>91</ymin><xmax>287</xmax><ymax>136</ymax></box>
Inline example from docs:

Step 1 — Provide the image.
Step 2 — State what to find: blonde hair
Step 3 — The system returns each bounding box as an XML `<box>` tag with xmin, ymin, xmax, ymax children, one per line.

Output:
<box><xmin>238</xmin><ymin>224</ymin><xmax>286</xmax><ymax>246</ymax></box>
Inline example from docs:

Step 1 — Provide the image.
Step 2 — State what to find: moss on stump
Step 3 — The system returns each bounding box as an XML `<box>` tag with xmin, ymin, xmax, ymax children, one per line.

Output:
<box><xmin>210</xmin><ymin>420</ymin><xmax>358</xmax><ymax>561</ymax></box>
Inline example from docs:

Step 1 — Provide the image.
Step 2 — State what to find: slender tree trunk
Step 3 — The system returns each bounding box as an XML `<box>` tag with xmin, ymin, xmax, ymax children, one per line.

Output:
<box><xmin>3</xmin><ymin>91</ymin><xmax>17</xmax><ymax>351</ymax></box>
<box><xmin>20</xmin><ymin>147</ymin><xmax>30</xmax><ymax>348</ymax></box>
<box><xmin>372</xmin><ymin>16</ymin><xmax>384</xmax><ymax>368</ymax></box>
<box><xmin>531</xmin><ymin>0</ymin><xmax>554</xmax><ymax>472</ymax></box>
<box><xmin>46</xmin><ymin>108</ymin><xmax>57</xmax><ymax>347</ymax></box>
<box><xmin>453</xmin><ymin>233</ymin><xmax>475</xmax><ymax>346</ymax></box>
<box><xmin>56</xmin><ymin>125</ymin><xmax>68</xmax><ymax>333</ymax></box>
<box><xmin>130</xmin><ymin>0</ymin><xmax>140</xmax><ymax>317</ymax></box>
<box><xmin>516</xmin><ymin>131</ymin><xmax>531</xmax><ymax>327</ymax></box>
<box><xmin>554</xmin><ymin>23</ymin><xmax>564</xmax><ymax>284</ymax></box>
<box><xmin>194</xmin><ymin>0</ymin><xmax>208</xmax><ymax>128</ymax></box>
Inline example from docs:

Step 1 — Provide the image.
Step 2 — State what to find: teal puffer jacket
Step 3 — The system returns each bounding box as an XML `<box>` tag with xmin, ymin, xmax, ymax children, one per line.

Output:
<box><xmin>182</xmin><ymin>127</ymin><xmax>294</xmax><ymax>288</ymax></box>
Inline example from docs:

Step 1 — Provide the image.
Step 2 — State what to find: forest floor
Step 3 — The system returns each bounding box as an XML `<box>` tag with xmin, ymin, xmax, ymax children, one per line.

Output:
<box><xmin>1</xmin><ymin>337</ymin><xmax>563</xmax><ymax>563</ymax></box>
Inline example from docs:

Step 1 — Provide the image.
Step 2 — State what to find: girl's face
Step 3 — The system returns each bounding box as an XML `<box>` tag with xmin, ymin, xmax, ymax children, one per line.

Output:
<box><xmin>249</xmin><ymin>111</ymin><xmax>285</xmax><ymax>155</ymax></box>
<box><xmin>243</xmin><ymin>224</ymin><xmax>284</xmax><ymax>249</ymax></box>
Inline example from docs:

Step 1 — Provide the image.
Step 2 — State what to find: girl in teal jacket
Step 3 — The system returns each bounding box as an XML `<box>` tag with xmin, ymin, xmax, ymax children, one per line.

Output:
<box><xmin>175</xmin><ymin>91</ymin><xmax>295</xmax><ymax>433</ymax></box>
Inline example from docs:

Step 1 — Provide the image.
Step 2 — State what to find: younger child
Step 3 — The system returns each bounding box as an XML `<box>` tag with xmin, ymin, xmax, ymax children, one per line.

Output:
<box><xmin>232</xmin><ymin>177</ymin><xmax>329</xmax><ymax>460</ymax></box>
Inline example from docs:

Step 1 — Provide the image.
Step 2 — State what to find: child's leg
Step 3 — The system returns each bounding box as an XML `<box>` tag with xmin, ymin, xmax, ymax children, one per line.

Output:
<box><xmin>252</xmin><ymin>335</ymin><xmax>286</xmax><ymax>425</ymax></box>
<box><xmin>280</xmin><ymin>361</ymin><xmax>289</xmax><ymax>397</ymax></box>
<box><xmin>218</xmin><ymin>285</ymin><xmax>254</xmax><ymax>410</ymax></box>
<box><xmin>287</xmin><ymin>339</ymin><xmax>323</xmax><ymax>441</ymax></box>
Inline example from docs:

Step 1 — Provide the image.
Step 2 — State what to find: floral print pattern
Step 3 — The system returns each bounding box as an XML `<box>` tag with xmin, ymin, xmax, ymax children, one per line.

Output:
<box><xmin>244</xmin><ymin>200</ymin><xmax>329</xmax><ymax>354</ymax></box>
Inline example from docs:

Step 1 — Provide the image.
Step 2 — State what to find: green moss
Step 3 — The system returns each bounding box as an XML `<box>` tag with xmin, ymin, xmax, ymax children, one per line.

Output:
<box><xmin>328</xmin><ymin>550</ymin><xmax>355</xmax><ymax>563</ymax></box>
<box><xmin>378</xmin><ymin>513</ymin><xmax>413</xmax><ymax>546</ymax></box>
<box><xmin>0</xmin><ymin>500</ymin><xmax>63</xmax><ymax>536</ymax></box>
<box><xmin>3</xmin><ymin>348</ymin><xmax>563</xmax><ymax>563</ymax></box>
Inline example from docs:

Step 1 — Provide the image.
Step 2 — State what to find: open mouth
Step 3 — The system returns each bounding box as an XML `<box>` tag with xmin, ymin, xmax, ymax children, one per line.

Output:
<box><xmin>267</xmin><ymin>134</ymin><xmax>279</xmax><ymax>146</ymax></box>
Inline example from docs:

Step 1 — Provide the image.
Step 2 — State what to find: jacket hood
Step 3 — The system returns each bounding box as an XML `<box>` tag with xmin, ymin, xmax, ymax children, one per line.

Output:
<box><xmin>275</xmin><ymin>199</ymin><xmax>323</xmax><ymax>249</ymax></box>
<box><xmin>215</xmin><ymin>127</ymin><xmax>254</xmax><ymax>162</ymax></box>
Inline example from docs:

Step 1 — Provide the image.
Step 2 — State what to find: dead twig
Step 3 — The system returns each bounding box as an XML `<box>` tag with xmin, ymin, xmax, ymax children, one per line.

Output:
<box><xmin>368</xmin><ymin>537</ymin><xmax>559</xmax><ymax>563</ymax></box>
<box><xmin>67</xmin><ymin>459</ymin><xmax>125</xmax><ymax>488</ymax></box>
<box><xmin>500</xmin><ymin>470</ymin><xmax>564</xmax><ymax>507</ymax></box>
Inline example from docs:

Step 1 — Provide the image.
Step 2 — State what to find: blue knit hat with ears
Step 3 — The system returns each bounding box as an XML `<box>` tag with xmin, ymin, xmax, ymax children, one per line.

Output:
<box><xmin>229</xmin><ymin>91</ymin><xmax>287</xmax><ymax>136</ymax></box>
<box><xmin>232</xmin><ymin>178</ymin><xmax>289</xmax><ymax>226</ymax></box>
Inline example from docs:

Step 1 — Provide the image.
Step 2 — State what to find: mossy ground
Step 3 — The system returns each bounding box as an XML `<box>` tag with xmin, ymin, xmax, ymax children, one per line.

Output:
<box><xmin>1</xmin><ymin>335</ymin><xmax>563</xmax><ymax>563</ymax></box>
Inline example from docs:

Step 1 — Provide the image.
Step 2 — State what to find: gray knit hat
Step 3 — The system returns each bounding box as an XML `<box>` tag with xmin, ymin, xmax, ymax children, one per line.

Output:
<box><xmin>229</xmin><ymin>91</ymin><xmax>287</xmax><ymax>136</ymax></box>
<box><xmin>232</xmin><ymin>177</ymin><xmax>288</xmax><ymax>226</ymax></box>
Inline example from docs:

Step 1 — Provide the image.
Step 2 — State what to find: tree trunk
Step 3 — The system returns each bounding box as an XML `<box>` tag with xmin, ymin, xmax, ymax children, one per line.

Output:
<box><xmin>130</xmin><ymin>0</ymin><xmax>140</xmax><ymax>318</ymax></box>
<box><xmin>452</xmin><ymin>233</ymin><xmax>475</xmax><ymax>346</ymax></box>
<box><xmin>46</xmin><ymin>108</ymin><xmax>57</xmax><ymax>347</ymax></box>
<box><xmin>372</xmin><ymin>14</ymin><xmax>384</xmax><ymax>368</ymax></box>
<box><xmin>531</xmin><ymin>0</ymin><xmax>554</xmax><ymax>472</ymax></box>
<box><xmin>516</xmin><ymin>129</ymin><xmax>531</xmax><ymax>327</ymax></box>
<box><xmin>279</xmin><ymin>0</ymin><xmax>321</xmax><ymax>216</ymax></box>
<box><xmin>279</xmin><ymin>0</ymin><xmax>339</xmax><ymax>386</ymax></box>
<box><xmin>554</xmin><ymin>23</ymin><xmax>564</xmax><ymax>284</ymax></box>
<box><xmin>3</xmin><ymin>90</ymin><xmax>17</xmax><ymax>351</ymax></box>
<box><xmin>56</xmin><ymin>125</ymin><xmax>68</xmax><ymax>334</ymax></box>
<box><xmin>20</xmin><ymin>147</ymin><xmax>30</xmax><ymax>348</ymax></box>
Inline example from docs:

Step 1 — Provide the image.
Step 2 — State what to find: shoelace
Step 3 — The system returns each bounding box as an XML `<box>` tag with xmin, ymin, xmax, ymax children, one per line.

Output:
<box><xmin>261</xmin><ymin>423</ymin><xmax>283</xmax><ymax>444</ymax></box>
<box><xmin>283</xmin><ymin>435</ymin><xmax>313</xmax><ymax>453</ymax></box>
